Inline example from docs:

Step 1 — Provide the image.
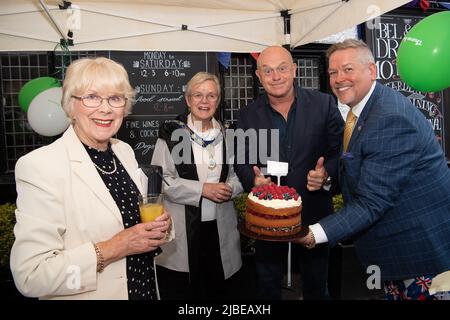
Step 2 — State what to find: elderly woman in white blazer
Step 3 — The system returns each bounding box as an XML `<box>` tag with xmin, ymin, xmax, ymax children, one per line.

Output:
<box><xmin>151</xmin><ymin>72</ymin><xmax>243</xmax><ymax>300</ymax></box>
<box><xmin>10</xmin><ymin>57</ymin><xmax>171</xmax><ymax>300</ymax></box>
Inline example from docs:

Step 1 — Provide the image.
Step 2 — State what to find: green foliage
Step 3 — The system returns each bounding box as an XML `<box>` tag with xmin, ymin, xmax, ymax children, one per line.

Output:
<box><xmin>233</xmin><ymin>193</ymin><xmax>255</xmax><ymax>254</ymax></box>
<box><xmin>333</xmin><ymin>194</ymin><xmax>344</xmax><ymax>212</ymax></box>
<box><xmin>0</xmin><ymin>203</ymin><xmax>16</xmax><ymax>268</ymax></box>
<box><xmin>233</xmin><ymin>192</ymin><xmax>248</xmax><ymax>218</ymax></box>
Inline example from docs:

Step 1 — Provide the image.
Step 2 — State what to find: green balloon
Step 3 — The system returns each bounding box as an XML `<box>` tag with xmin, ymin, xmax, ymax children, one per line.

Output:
<box><xmin>18</xmin><ymin>77</ymin><xmax>61</xmax><ymax>112</ymax></box>
<box><xmin>397</xmin><ymin>11</ymin><xmax>450</xmax><ymax>92</ymax></box>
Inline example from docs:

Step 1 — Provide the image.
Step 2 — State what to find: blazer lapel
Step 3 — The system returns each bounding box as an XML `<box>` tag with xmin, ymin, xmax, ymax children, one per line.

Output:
<box><xmin>347</xmin><ymin>82</ymin><xmax>380</xmax><ymax>151</ymax></box>
<box><xmin>257</xmin><ymin>98</ymin><xmax>276</xmax><ymax>130</ymax></box>
<box><xmin>111</xmin><ymin>141</ymin><xmax>142</xmax><ymax>195</ymax></box>
<box><xmin>290</xmin><ymin>87</ymin><xmax>308</xmax><ymax>162</ymax></box>
<box><xmin>64</xmin><ymin>126</ymin><xmax>123</xmax><ymax>224</ymax></box>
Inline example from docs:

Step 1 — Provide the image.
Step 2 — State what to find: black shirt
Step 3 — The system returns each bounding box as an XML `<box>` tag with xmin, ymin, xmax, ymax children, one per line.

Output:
<box><xmin>266</xmin><ymin>93</ymin><xmax>298</xmax><ymax>162</ymax></box>
<box><xmin>84</xmin><ymin>143</ymin><xmax>160</xmax><ymax>300</ymax></box>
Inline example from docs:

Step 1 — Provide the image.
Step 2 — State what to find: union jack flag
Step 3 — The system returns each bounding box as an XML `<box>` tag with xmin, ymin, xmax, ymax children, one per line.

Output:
<box><xmin>415</xmin><ymin>276</ymin><xmax>432</xmax><ymax>292</ymax></box>
<box><xmin>384</xmin><ymin>274</ymin><xmax>441</xmax><ymax>300</ymax></box>
<box><xmin>385</xmin><ymin>283</ymin><xmax>401</xmax><ymax>300</ymax></box>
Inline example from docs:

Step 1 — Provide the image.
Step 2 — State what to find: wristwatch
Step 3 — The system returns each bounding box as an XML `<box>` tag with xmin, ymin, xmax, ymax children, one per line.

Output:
<box><xmin>322</xmin><ymin>176</ymin><xmax>332</xmax><ymax>191</ymax></box>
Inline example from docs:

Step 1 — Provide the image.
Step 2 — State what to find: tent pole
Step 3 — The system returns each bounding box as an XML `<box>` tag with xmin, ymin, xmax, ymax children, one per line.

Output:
<box><xmin>281</xmin><ymin>10</ymin><xmax>291</xmax><ymax>49</ymax></box>
<box><xmin>38</xmin><ymin>0</ymin><xmax>67</xmax><ymax>42</ymax></box>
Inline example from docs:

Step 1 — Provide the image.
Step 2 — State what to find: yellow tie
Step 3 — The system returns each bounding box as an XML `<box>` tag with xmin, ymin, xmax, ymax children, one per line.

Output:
<box><xmin>343</xmin><ymin>110</ymin><xmax>357</xmax><ymax>152</ymax></box>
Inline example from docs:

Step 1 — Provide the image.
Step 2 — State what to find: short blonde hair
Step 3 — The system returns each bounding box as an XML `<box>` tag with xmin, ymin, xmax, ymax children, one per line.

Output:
<box><xmin>62</xmin><ymin>57</ymin><xmax>135</xmax><ymax>117</ymax></box>
<box><xmin>185</xmin><ymin>72</ymin><xmax>221</xmax><ymax>101</ymax></box>
<box><xmin>326</xmin><ymin>39</ymin><xmax>375</xmax><ymax>65</ymax></box>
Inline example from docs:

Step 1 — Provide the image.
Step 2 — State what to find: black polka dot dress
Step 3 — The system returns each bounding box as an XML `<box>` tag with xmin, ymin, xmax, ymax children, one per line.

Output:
<box><xmin>84</xmin><ymin>144</ymin><xmax>161</xmax><ymax>300</ymax></box>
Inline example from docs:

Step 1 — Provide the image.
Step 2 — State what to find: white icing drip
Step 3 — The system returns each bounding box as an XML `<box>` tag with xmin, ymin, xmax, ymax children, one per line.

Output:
<box><xmin>248</xmin><ymin>192</ymin><xmax>302</xmax><ymax>209</ymax></box>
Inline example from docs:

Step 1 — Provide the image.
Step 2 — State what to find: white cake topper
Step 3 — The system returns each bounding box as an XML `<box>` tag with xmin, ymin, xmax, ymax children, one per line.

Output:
<box><xmin>267</xmin><ymin>160</ymin><xmax>289</xmax><ymax>186</ymax></box>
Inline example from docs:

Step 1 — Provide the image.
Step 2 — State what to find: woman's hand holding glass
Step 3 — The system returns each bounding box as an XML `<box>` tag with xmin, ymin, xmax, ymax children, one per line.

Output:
<box><xmin>95</xmin><ymin>211</ymin><xmax>171</xmax><ymax>268</ymax></box>
<box><xmin>139</xmin><ymin>194</ymin><xmax>164</xmax><ymax>222</ymax></box>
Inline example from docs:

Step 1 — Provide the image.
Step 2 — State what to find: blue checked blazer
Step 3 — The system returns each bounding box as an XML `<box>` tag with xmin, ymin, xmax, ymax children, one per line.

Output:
<box><xmin>320</xmin><ymin>82</ymin><xmax>450</xmax><ymax>281</ymax></box>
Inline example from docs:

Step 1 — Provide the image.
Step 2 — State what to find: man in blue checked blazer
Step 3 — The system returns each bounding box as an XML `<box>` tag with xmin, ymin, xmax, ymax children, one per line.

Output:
<box><xmin>298</xmin><ymin>39</ymin><xmax>450</xmax><ymax>300</ymax></box>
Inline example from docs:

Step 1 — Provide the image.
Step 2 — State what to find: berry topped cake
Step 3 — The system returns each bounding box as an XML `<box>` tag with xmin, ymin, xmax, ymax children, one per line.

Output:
<box><xmin>245</xmin><ymin>183</ymin><xmax>302</xmax><ymax>237</ymax></box>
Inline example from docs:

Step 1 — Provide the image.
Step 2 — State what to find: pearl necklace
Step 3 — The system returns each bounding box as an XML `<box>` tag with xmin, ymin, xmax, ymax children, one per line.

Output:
<box><xmin>93</xmin><ymin>157</ymin><xmax>117</xmax><ymax>175</ymax></box>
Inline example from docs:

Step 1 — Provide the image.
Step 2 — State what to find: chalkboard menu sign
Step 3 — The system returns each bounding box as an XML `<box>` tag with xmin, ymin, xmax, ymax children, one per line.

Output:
<box><xmin>366</xmin><ymin>14</ymin><xmax>446</xmax><ymax>152</ymax></box>
<box><xmin>110</xmin><ymin>51</ymin><xmax>208</xmax><ymax>164</ymax></box>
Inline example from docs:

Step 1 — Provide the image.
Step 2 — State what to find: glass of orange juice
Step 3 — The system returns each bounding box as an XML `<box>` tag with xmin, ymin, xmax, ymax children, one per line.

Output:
<box><xmin>138</xmin><ymin>194</ymin><xmax>164</xmax><ymax>222</ymax></box>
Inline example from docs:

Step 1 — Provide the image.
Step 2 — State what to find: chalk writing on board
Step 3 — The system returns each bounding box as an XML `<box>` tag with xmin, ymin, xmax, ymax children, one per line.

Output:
<box><xmin>111</xmin><ymin>51</ymin><xmax>208</xmax><ymax>164</ymax></box>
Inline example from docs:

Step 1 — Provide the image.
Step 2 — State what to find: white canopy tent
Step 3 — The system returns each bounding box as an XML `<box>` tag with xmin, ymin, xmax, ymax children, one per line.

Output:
<box><xmin>0</xmin><ymin>0</ymin><xmax>410</xmax><ymax>52</ymax></box>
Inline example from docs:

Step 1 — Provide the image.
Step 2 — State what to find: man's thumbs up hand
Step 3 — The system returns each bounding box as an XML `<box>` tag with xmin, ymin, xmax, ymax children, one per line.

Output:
<box><xmin>315</xmin><ymin>157</ymin><xmax>325</xmax><ymax>170</ymax></box>
<box><xmin>307</xmin><ymin>157</ymin><xmax>328</xmax><ymax>191</ymax></box>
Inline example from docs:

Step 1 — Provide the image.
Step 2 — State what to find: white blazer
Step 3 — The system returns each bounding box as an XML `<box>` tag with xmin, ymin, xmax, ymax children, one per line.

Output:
<box><xmin>10</xmin><ymin>126</ymin><xmax>147</xmax><ymax>300</ymax></box>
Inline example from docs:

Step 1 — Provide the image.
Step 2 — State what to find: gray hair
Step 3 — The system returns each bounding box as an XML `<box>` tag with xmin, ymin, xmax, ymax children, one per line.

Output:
<box><xmin>326</xmin><ymin>39</ymin><xmax>375</xmax><ymax>65</ymax></box>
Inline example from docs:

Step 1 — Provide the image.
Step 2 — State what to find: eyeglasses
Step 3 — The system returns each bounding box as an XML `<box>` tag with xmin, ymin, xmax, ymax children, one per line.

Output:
<box><xmin>189</xmin><ymin>93</ymin><xmax>219</xmax><ymax>102</ymax></box>
<box><xmin>260</xmin><ymin>64</ymin><xmax>292</xmax><ymax>76</ymax></box>
<box><xmin>72</xmin><ymin>94</ymin><xmax>127</xmax><ymax>108</ymax></box>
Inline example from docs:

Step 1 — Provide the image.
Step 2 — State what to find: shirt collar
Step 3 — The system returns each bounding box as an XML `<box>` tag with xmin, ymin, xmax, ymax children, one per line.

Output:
<box><xmin>347</xmin><ymin>81</ymin><xmax>376</xmax><ymax>118</ymax></box>
<box><xmin>187</xmin><ymin>114</ymin><xmax>221</xmax><ymax>140</ymax></box>
<box><xmin>264</xmin><ymin>85</ymin><xmax>298</xmax><ymax>112</ymax></box>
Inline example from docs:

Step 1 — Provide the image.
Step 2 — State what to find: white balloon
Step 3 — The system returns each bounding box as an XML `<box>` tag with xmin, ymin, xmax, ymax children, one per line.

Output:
<box><xmin>27</xmin><ymin>87</ymin><xmax>70</xmax><ymax>136</ymax></box>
